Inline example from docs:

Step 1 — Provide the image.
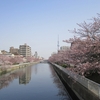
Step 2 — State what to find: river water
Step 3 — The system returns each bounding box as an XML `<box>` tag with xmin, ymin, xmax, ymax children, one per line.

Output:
<box><xmin>0</xmin><ymin>63</ymin><xmax>72</xmax><ymax>100</ymax></box>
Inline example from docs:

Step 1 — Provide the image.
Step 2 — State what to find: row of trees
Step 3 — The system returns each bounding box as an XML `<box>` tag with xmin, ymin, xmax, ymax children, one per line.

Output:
<box><xmin>49</xmin><ymin>14</ymin><xmax>100</xmax><ymax>76</ymax></box>
<box><xmin>0</xmin><ymin>55</ymin><xmax>40</xmax><ymax>67</ymax></box>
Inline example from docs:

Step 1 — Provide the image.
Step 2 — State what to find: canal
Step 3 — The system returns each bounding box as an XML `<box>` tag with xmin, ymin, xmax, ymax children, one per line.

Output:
<box><xmin>0</xmin><ymin>63</ymin><xmax>72</xmax><ymax>100</ymax></box>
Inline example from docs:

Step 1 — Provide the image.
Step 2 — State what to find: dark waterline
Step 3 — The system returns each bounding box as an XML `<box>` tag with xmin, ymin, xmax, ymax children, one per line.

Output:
<box><xmin>0</xmin><ymin>63</ymin><xmax>71</xmax><ymax>100</ymax></box>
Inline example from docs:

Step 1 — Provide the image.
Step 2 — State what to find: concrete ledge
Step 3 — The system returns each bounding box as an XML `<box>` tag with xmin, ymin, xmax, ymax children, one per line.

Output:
<box><xmin>0</xmin><ymin>62</ymin><xmax>39</xmax><ymax>75</ymax></box>
<box><xmin>51</xmin><ymin>63</ymin><xmax>100</xmax><ymax>100</ymax></box>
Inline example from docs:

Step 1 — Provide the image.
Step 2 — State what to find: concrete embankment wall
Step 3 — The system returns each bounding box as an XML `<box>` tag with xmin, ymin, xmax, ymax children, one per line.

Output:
<box><xmin>51</xmin><ymin>63</ymin><xmax>100</xmax><ymax>100</ymax></box>
<box><xmin>0</xmin><ymin>62</ymin><xmax>39</xmax><ymax>75</ymax></box>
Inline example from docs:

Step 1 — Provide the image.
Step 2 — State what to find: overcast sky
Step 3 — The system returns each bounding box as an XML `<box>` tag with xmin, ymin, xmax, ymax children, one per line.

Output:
<box><xmin>0</xmin><ymin>0</ymin><xmax>100</xmax><ymax>59</ymax></box>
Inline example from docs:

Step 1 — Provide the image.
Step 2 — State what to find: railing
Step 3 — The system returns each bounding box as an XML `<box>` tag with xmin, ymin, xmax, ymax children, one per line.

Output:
<box><xmin>52</xmin><ymin>63</ymin><xmax>100</xmax><ymax>99</ymax></box>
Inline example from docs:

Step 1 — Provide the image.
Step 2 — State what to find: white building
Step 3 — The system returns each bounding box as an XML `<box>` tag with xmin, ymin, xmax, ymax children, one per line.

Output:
<box><xmin>0</xmin><ymin>51</ymin><xmax>2</xmax><ymax>54</ymax></box>
<box><xmin>60</xmin><ymin>46</ymin><xmax>70</xmax><ymax>51</ymax></box>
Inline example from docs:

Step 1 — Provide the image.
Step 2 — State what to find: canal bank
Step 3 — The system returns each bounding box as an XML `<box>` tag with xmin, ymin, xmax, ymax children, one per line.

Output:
<box><xmin>51</xmin><ymin>63</ymin><xmax>100</xmax><ymax>100</ymax></box>
<box><xmin>0</xmin><ymin>61</ymin><xmax>39</xmax><ymax>75</ymax></box>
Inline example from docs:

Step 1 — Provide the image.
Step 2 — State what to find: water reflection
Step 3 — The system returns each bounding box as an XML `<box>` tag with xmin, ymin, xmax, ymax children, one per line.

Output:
<box><xmin>0</xmin><ymin>63</ymin><xmax>71</xmax><ymax>100</ymax></box>
<box><xmin>0</xmin><ymin>66</ymin><xmax>32</xmax><ymax>89</ymax></box>
<box><xmin>19</xmin><ymin>67</ymin><xmax>31</xmax><ymax>84</ymax></box>
<box><xmin>49</xmin><ymin>64</ymin><xmax>71</xmax><ymax>100</ymax></box>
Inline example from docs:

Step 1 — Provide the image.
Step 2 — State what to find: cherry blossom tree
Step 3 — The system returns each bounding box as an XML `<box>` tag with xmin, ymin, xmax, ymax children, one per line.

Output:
<box><xmin>25</xmin><ymin>56</ymin><xmax>34</xmax><ymax>62</ymax></box>
<box><xmin>49</xmin><ymin>14</ymin><xmax>100</xmax><ymax>76</ymax></box>
<box><xmin>0</xmin><ymin>54</ymin><xmax>11</xmax><ymax>66</ymax></box>
<box><xmin>9</xmin><ymin>56</ymin><xmax>23</xmax><ymax>65</ymax></box>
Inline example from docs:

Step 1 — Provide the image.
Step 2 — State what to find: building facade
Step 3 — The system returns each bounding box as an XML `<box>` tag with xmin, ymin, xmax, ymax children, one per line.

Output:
<box><xmin>19</xmin><ymin>44</ymin><xmax>31</xmax><ymax>57</ymax></box>
<box><xmin>9</xmin><ymin>47</ymin><xmax>19</xmax><ymax>55</ymax></box>
<box><xmin>60</xmin><ymin>46</ymin><xmax>70</xmax><ymax>51</ymax></box>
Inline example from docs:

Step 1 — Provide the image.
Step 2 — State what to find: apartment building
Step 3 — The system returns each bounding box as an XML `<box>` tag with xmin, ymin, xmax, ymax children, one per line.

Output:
<box><xmin>19</xmin><ymin>43</ymin><xmax>31</xmax><ymax>57</ymax></box>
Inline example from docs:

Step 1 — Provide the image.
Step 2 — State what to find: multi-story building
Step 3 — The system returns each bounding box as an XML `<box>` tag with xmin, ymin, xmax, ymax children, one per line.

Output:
<box><xmin>60</xmin><ymin>46</ymin><xmax>70</xmax><ymax>51</ymax></box>
<box><xmin>19</xmin><ymin>43</ymin><xmax>31</xmax><ymax>57</ymax></box>
<box><xmin>9</xmin><ymin>47</ymin><xmax>19</xmax><ymax>55</ymax></box>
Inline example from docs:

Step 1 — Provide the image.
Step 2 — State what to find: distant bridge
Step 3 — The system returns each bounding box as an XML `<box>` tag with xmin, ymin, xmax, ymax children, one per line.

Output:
<box><xmin>40</xmin><ymin>60</ymin><xmax>48</xmax><ymax>63</ymax></box>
